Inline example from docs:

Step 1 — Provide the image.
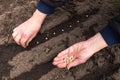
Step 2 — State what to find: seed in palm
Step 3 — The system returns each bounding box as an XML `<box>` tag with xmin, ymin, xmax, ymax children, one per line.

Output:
<box><xmin>63</xmin><ymin>56</ymin><xmax>74</xmax><ymax>64</ymax></box>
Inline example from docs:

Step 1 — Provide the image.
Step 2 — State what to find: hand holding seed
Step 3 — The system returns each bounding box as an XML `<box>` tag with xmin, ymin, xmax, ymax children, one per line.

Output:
<box><xmin>53</xmin><ymin>41</ymin><xmax>96</xmax><ymax>69</ymax></box>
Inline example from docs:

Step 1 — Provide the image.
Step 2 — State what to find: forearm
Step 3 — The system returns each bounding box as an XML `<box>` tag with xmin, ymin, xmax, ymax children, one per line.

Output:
<box><xmin>87</xmin><ymin>33</ymin><xmax>108</xmax><ymax>54</ymax></box>
<box><xmin>87</xmin><ymin>16</ymin><xmax>120</xmax><ymax>51</ymax></box>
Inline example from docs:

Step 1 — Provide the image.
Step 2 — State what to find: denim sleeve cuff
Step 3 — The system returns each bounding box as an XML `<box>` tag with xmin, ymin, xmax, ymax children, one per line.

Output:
<box><xmin>100</xmin><ymin>21</ymin><xmax>120</xmax><ymax>46</ymax></box>
<box><xmin>37</xmin><ymin>1</ymin><xmax>55</xmax><ymax>14</ymax></box>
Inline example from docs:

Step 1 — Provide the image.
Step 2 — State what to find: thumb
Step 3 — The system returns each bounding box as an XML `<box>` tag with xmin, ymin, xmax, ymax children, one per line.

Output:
<box><xmin>67</xmin><ymin>59</ymin><xmax>81</xmax><ymax>70</ymax></box>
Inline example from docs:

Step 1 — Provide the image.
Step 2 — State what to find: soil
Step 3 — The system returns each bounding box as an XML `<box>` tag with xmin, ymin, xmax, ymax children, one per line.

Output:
<box><xmin>0</xmin><ymin>0</ymin><xmax>120</xmax><ymax>80</ymax></box>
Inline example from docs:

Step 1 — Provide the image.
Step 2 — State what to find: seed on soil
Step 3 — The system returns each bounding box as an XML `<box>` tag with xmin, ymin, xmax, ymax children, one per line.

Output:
<box><xmin>77</xmin><ymin>20</ymin><xmax>80</xmax><ymax>23</ymax></box>
<box><xmin>85</xmin><ymin>15</ymin><xmax>89</xmax><ymax>18</ymax></box>
<box><xmin>45</xmin><ymin>37</ymin><xmax>48</xmax><ymax>40</ymax></box>
<box><xmin>61</xmin><ymin>29</ymin><xmax>64</xmax><ymax>32</ymax></box>
<box><xmin>69</xmin><ymin>25</ymin><xmax>72</xmax><ymax>28</ymax></box>
<box><xmin>53</xmin><ymin>32</ymin><xmax>56</xmax><ymax>35</ymax></box>
<box><xmin>36</xmin><ymin>42</ymin><xmax>39</xmax><ymax>44</ymax></box>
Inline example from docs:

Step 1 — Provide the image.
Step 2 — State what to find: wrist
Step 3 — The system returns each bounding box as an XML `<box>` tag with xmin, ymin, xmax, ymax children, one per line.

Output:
<box><xmin>31</xmin><ymin>9</ymin><xmax>47</xmax><ymax>26</ymax></box>
<box><xmin>86</xmin><ymin>33</ymin><xmax>108</xmax><ymax>54</ymax></box>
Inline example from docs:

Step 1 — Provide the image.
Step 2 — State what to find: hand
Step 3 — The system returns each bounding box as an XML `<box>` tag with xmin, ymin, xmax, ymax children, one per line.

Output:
<box><xmin>53</xmin><ymin>33</ymin><xmax>108</xmax><ymax>69</ymax></box>
<box><xmin>53</xmin><ymin>41</ymin><xmax>93</xmax><ymax>69</ymax></box>
<box><xmin>12</xmin><ymin>10</ymin><xmax>47</xmax><ymax>48</ymax></box>
<box><xmin>12</xmin><ymin>18</ymin><xmax>40</xmax><ymax>48</ymax></box>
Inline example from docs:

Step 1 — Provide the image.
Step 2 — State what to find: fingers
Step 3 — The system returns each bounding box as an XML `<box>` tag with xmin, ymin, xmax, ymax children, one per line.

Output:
<box><xmin>21</xmin><ymin>33</ymin><xmax>36</xmax><ymax>48</ymax></box>
<box><xmin>13</xmin><ymin>27</ymin><xmax>18</xmax><ymax>32</ymax></box>
<box><xmin>53</xmin><ymin>58</ymin><xmax>67</xmax><ymax>68</ymax></box>
<box><xmin>13</xmin><ymin>32</ymin><xmax>21</xmax><ymax>45</ymax></box>
<box><xmin>53</xmin><ymin>49</ymin><xmax>68</xmax><ymax>67</ymax></box>
<box><xmin>54</xmin><ymin>54</ymin><xmax>67</xmax><ymax>62</ymax></box>
<box><xmin>53</xmin><ymin>56</ymin><xmax>67</xmax><ymax>68</ymax></box>
<box><xmin>57</xmin><ymin>63</ymin><xmax>67</xmax><ymax>68</ymax></box>
<box><xmin>57</xmin><ymin>49</ymin><xmax>69</xmax><ymax>57</ymax></box>
<box><xmin>12</xmin><ymin>27</ymin><xmax>22</xmax><ymax>45</ymax></box>
<box><xmin>53</xmin><ymin>51</ymin><xmax>68</xmax><ymax>68</ymax></box>
<box><xmin>53</xmin><ymin>58</ymin><xmax>82</xmax><ymax>69</ymax></box>
<box><xmin>66</xmin><ymin>59</ymin><xmax>79</xmax><ymax>69</ymax></box>
<box><xmin>20</xmin><ymin>35</ymin><xmax>28</xmax><ymax>48</ymax></box>
<box><xmin>53</xmin><ymin>48</ymin><xmax>69</xmax><ymax>62</ymax></box>
<box><xmin>53</xmin><ymin>51</ymin><xmax>74</xmax><ymax>69</ymax></box>
<box><xmin>53</xmin><ymin>59</ymin><xmax>64</xmax><ymax>65</ymax></box>
<box><xmin>53</xmin><ymin>46</ymin><xmax>75</xmax><ymax>68</ymax></box>
<box><xmin>12</xmin><ymin>30</ymin><xmax>31</xmax><ymax>48</ymax></box>
<box><xmin>26</xmin><ymin>34</ymin><xmax>36</xmax><ymax>47</ymax></box>
<box><xmin>12</xmin><ymin>30</ymin><xmax>19</xmax><ymax>39</ymax></box>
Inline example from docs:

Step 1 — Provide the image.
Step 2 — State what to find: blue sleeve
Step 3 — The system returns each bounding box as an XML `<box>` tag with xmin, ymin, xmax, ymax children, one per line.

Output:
<box><xmin>37</xmin><ymin>0</ymin><xmax>55</xmax><ymax>14</ymax></box>
<box><xmin>100</xmin><ymin>21</ymin><xmax>120</xmax><ymax>46</ymax></box>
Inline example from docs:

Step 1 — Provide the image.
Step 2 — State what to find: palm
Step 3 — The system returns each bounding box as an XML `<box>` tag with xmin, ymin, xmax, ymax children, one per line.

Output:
<box><xmin>53</xmin><ymin>41</ymin><xmax>94</xmax><ymax>69</ymax></box>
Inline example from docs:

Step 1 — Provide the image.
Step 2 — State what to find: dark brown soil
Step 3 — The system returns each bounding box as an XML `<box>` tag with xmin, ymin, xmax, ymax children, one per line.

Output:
<box><xmin>0</xmin><ymin>0</ymin><xmax>120</xmax><ymax>80</ymax></box>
